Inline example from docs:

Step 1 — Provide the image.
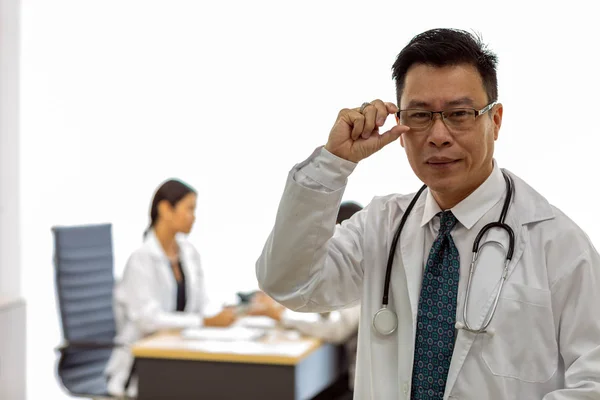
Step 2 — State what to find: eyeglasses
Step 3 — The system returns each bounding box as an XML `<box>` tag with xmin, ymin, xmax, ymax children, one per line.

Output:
<box><xmin>396</xmin><ymin>102</ymin><xmax>497</xmax><ymax>131</ymax></box>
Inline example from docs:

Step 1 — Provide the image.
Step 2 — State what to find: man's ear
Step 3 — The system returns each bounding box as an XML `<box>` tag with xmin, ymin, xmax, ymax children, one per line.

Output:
<box><xmin>492</xmin><ymin>103</ymin><xmax>503</xmax><ymax>140</ymax></box>
<box><xmin>396</xmin><ymin>114</ymin><xmax>406</xmax><ymax>148</ymax></box>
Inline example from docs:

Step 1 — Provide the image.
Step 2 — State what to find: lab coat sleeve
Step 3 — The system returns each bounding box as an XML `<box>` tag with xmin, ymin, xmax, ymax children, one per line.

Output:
<box><xmin>119</xmin><ymin>251</ymin><xmax>202</xmax><ymax>335</ymax></box>
<box><xmin>280</xmin><ymin>306</ymin><xmax>361</xmax><ymax>344</ymax></box>
<box><xmin>256</xmin><ymin>146</ymin><xmax>365</xmax><ymax>312</ymax></box>
<box><xmin>544</xmin><ymin>244</ymin><xmax>600</xmax><ymax>398</ymax></box>
<box><xmin>189</xmin><ymin>248</ymin><xmax>222</xmax><ymax>318</ymax></box>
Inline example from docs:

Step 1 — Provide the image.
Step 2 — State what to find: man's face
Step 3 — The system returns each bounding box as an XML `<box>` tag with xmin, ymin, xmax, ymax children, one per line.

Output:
<box><xmin>398</xmin><ymin>63</ymin><xmax>502</xmax><ymax>207</ymax></box>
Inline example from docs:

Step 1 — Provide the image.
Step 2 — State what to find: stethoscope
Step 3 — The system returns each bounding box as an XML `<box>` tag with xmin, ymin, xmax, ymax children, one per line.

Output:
<box><xmin>372</xmin><ymin>170</ymin><xmax>515</xmax><ymax>336</ymax></box>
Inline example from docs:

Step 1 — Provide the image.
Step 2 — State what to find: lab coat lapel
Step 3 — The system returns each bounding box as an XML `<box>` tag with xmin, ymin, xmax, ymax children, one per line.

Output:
<box><xmin>399</xmin><ymin>199</ymin><xmax>426</xmax><ymax>323</ymax></box>
<box><xmin>465</xmin><ymin>170</ymin><xmax>554</xmax><ymax>330</ymax></box>
<box><xmin>145</xmin><ymin>231</ymin><xmax>176</xmax><ymax>295</ymax></box>
<box><xmin>177</xmin><ymin>236</ymin><xmax>198</xmax><ymax>312</ymax></box>
<box><xmin>444</xmin><ymin>170</ymin><xmax>554</xmax><ymax>396</ymax></box>
<box><xmin>445</xmin><ymin>221</ymin><xmax>527</xmax><ymax>396</ymax></box>
<box><xmin>368</xmin><ymin>194</ymin><xmax>425</xmax><ymax>400</ymax></box>
<box><xmin>466</xmin><ymin>223</ymin><xmax>524</xmax><ymax>330</ymax></box>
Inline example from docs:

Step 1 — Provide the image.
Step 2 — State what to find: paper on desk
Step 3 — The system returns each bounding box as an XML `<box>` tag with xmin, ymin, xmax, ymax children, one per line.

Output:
<box><xmin>183</xmin><ymin>339</ymin><xmax>314</xmax><ymax>357</ymax></box>
<box><xmin>181</xmin><ymin>326</ymin><xmax>266</xmax><ymax>341</ymax></box>
<box><xmin>233</xmin><ymin>316</ymin><xmax>278</xmax><ymax>329</ymax></box>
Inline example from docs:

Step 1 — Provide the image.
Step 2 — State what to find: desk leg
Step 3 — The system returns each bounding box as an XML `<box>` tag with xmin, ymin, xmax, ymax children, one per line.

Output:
<box><xmin>295</xmin><ymin>343</ymin><xmax>346</xmax><ymax>399</ymax></box>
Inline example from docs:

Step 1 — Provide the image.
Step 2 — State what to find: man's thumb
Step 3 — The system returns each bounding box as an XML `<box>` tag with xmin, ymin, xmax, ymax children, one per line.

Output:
<box><xmin>378</xmin><ymin>126</ymin><xmax>409</xmax><ymax>148</ymax></box>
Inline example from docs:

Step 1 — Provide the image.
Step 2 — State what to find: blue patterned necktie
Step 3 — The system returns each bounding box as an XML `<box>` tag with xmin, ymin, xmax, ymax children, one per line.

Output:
<box><xmin>410</xmin><ymin>211</ymin><xmax>460</xmax><ymax>399</ymax></box>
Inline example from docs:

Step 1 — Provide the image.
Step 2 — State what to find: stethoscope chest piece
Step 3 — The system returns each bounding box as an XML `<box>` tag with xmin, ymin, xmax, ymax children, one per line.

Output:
<box><xmin>373</xmin><ymin>307</ymin><xmax>398</xmax><ymax>335</ymax></box>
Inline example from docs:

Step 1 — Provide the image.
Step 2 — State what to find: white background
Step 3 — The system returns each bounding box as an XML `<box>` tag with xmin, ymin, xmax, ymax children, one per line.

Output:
<box><xmin>20</xmin><ymin>1</ymin><xmax>600</xmax><ymax>398</ymax></box>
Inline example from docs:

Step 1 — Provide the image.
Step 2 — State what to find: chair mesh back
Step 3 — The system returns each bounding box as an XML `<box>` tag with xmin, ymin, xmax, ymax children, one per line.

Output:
<box><xmin>52</xmin><ymin>223</ymin><xmax>116</xmax><ymax>396</ymax></box>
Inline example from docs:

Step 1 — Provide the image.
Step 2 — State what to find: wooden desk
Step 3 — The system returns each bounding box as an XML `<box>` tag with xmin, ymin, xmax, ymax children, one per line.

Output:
<box><xmin>132</xmin><ymin>330</ymin><xmax>346</xmax><ymax>400</ymax></box>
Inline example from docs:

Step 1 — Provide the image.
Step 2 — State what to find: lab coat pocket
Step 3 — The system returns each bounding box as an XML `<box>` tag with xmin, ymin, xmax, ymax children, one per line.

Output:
<box><xmin>480</xmin><ymin>282</ymin><xmax>557</xmax><ymax>383</ymax></box>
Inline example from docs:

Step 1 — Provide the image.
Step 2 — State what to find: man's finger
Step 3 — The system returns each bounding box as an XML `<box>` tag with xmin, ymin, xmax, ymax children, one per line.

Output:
<box><xmin>375</xmin><ymin>102</ymin><xmax>391</xmax><ymax>127</ymax></box>
<box><xmin>348</xmin><ymin>111</ymin><xmax>366</xmax><ymax>140</ymax></box>
<box><xmin>361</xmin><ymin>104</ymin><xmax>377</xmax><ymax>139</ymax></box>
<box><xmin>384</xmin><ymin>102</ymin><xmax>399</xmax><ymax>114</ymax></box>
<box><xmin>378</xmin><ymin>124</ymin><xmax>410</xmax><ymax>148</ymax></box>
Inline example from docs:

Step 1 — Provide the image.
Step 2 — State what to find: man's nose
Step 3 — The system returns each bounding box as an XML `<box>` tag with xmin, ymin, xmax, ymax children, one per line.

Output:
<box><xmin>428</xmin><ymin>113</ymin><xmax>453</xmax><ymax>148</ymax></box>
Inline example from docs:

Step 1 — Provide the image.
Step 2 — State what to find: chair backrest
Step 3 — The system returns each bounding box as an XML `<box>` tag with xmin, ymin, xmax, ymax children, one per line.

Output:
<box><xmin>52</xmin><ymin>223</ymin><xmax>116</xmax><ymax>396</ymax></box>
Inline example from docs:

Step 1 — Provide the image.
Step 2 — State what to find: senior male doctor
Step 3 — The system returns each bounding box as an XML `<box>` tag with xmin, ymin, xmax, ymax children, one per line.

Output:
<box><xmin>256</xmin><ymin>28</ymin><xmax>600</xmax><ymax>399</ymax></box>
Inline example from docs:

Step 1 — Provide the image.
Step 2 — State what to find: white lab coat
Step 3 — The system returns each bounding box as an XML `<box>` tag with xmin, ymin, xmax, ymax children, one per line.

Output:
<box><xmin>105</xmin><ymin>230</ymin><xmax>212</xmax><ymax>397</ymax></box>
<box><xmin>256</xmin><ymin>148</ymin><xmax>600</xmax><ymax>399</ymax></box>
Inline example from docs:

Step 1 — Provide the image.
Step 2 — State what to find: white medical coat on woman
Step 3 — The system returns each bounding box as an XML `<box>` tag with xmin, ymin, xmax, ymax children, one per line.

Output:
<box><xmin>282</xmin><ymin>306</ymin><xmax>360</xmax><ymax>390</ymax></box>
<box><xmin>256</xmin><ymin>147</ymin><xmax>600</xmax><ymax>399</ymax></box>
<box><xmin>105</xmin><ymin>230</ymin><xmax>211</xmax><ymax>397</ymax></box>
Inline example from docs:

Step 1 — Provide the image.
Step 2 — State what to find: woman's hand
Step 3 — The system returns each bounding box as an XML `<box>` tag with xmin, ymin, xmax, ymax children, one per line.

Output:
<box><xmin>246</xmin><ymin>292</ymin><xmax>285</xmax><ymax>321</ymax></box>
<box><xmin>203</xmin><ymin>307</ymin><xmax>237</xmax><ymax>327</ymax></box>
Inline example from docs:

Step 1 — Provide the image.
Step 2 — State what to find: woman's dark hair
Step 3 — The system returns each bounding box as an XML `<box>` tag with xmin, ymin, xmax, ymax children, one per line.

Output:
<box><xmin>337</xmin><ymin>201</ymin><xmax>363</xmax><ymax>224</ymax></box>
<box><xmin>144</xmin><ymin>178</ymin><xmax>196</xmax><ymax>237</ymax></box>
<box><xmin>392</xmin><ymin>28</ymin><xmax>498</xmax><ymax>107</ymax></box>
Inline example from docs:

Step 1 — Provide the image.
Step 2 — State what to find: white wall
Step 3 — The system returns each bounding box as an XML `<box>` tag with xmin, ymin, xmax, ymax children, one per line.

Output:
<box><xmin>0</xmin><ymin>298</ymin><xmax>26</xmax><ymax>400</ymax></box>
<box><xmin>1</xmin><ymin>0</ymin><xmax>20</xmax><ymax>301</ymax></box>
<box><xmin>0</xmin><ymin>0</ymin><xmax>25</xmax><ymax>398</ymax></box>
<box><xmin>21</xmin><ymin>1</ymin><xmax>600</xmax><ymax>398</ymax></box>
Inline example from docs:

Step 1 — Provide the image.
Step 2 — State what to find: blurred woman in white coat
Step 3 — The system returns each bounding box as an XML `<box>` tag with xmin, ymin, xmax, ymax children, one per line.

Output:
<box><xmin>105</xmin><ymin>178</ymin><xmax>236</xmax><ymax>397</ymax></box>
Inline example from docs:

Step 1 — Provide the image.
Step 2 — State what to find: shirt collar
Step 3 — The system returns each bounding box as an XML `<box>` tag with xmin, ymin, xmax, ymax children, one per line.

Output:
<box><xmin>420</xmin><ymin>160</ymin><xmax>506</xmax><ymax>229</ymax></box>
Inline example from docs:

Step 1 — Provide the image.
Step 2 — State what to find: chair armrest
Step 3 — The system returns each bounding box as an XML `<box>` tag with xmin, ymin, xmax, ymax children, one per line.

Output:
<box><xmin>55</xmin><ymin>340</ymin><xmax>123</xmax><ymax>352</ymax></box>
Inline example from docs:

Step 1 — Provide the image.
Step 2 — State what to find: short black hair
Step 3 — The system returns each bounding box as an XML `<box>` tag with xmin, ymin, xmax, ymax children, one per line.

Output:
<box><xmin>392</xmin><ymin>28</ymin><xmax>498</xmax><ymax>107</ymax></box>
<box><xmin>337</xmin><ymin>201</ymin><xmax>363</xmax><ymax>224</ymax></box>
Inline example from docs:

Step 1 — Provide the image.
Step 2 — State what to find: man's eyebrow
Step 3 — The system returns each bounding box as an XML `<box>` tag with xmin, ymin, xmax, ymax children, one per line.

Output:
<box><xmin>446</xmin><ymin>97</ymin><xmax>475</xmax><ymax>107</ymax></box>
<box><xmin>403</xmin><ymin>97</ymin><xmax>475</xmax><ymax>109</ymax></box>
<box><xmin>404</xmin><ymin>100</ymin><xmax>430</xmax><ymax>108</ymax></box>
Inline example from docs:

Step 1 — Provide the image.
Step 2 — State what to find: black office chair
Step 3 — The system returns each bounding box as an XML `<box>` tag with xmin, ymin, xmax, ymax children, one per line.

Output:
<box><xmin>52</xmin><ymin>223</ymin><xmax>122</xmax><ymax>399</ymax></box>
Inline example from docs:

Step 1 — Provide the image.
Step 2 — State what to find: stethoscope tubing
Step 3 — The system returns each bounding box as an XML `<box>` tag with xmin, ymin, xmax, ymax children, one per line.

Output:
<box><xmin>375</xmin><ymin>169</ymin><xmax>515</xmax><ymax>336</ymax></box>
